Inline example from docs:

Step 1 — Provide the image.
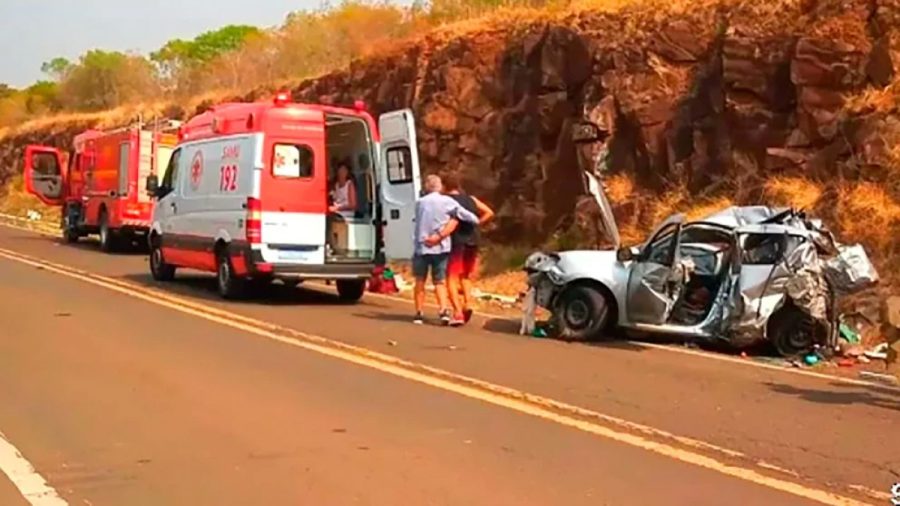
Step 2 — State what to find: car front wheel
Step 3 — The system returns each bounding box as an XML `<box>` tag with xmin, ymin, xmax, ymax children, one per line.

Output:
<box><xmin>149</xmin><ymin>241</ymin><xmax>176</xmax><ymax>282</ymax></box>
<box><xmin>767</xmin><ymin>304</ymin><xmax>827</xmax><ymax>357</ymax></box>
<box><xmin>553</xmin><ymin>285</ymin><xmax>613</xmax><ymax>341</ymax></box>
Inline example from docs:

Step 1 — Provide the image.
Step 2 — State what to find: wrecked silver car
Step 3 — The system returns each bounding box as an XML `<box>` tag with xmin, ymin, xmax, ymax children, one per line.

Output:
<box><xmin>523</xmin><ymin>172</ymin><xmax>880</xmax><ymax>357</ymax></box>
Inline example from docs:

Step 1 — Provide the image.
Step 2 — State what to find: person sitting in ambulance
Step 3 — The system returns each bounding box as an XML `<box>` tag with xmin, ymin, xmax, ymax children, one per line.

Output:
<box><xmin>329</xmin><ymin>163</ymin><xmax>357</xmax><ymax>214</ymax></box>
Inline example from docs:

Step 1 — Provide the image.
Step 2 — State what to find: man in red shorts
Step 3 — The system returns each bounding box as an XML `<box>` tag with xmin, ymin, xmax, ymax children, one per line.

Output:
<box><xmin>442</xmin><ymin>174</ymin><xmax>495</xmax><ymax>327</ymax></box>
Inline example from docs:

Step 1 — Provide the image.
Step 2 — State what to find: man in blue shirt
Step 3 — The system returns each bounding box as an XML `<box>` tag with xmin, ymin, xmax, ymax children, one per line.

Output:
<box><xmin>413</xmin><ymin>174</ymin><xmax>479</xmax><ymax>325</ymax></box>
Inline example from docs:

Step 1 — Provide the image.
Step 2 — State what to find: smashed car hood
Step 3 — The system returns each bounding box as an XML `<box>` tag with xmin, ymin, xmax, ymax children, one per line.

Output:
<box><xmin>584</xmin><ymin>171</ymin><xmax>620</xmax><ymax>248</ymax></box>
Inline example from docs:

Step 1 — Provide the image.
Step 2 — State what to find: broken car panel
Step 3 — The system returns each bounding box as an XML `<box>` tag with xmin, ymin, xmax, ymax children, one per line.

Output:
<box><xmin>524</xmin><ymin>171</ymin><xmax>880</xmax><ymax>357</ymax></box>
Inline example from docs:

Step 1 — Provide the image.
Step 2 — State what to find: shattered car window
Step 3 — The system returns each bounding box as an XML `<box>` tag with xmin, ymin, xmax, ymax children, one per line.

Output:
<box><xmin>643</xmin><ymin>224</ymin><xmax>679</xmax><ymax>264</ymax></box>
<box><xmin>681</xmin><ymin>245</ymin><xmax>723</xmax><ymax>276</ymax></box>
<box><xmin>740</xmin><ymin>233</ymin><xmax>802</xmax><ymax>265</ymax></box>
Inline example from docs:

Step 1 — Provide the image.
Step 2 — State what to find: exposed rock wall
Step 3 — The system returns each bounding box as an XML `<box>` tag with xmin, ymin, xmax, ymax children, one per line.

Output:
<box><xmin>1</xmin><ymin>0</ymin><xmax>898</xmax><ymax>261</ymax></box>
<box><xmin>292</xmin><ymin>0</ymin><xmax>899</xmax><ymax>250</ymax></box>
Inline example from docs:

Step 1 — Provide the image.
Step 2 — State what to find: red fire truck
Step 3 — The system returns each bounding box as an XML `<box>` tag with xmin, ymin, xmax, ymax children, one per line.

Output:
<box><xmin>23</xmin><ymin>120</ymin><xmax>180</xmax><ymax>251</ymax></box>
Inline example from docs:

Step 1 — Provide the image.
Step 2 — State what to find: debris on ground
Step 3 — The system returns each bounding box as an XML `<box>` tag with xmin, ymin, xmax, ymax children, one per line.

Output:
<box><xmin>531</xmin><ymin>327</ymin><xmax>548</xmax><ymax>338</ymax></box>
<box><xmin>838</xmin><ymin>322</ymin><xmax>861</xmax><ymax>344</ymax></box>
<box><xmin>864</xmin><ymin>343</ymin><xmax>889</xmax><ymax>360</ymax></box>
<box><xmin>473</xmin><ymin>288</ymin><xmax>518</xmax><ymax>307</ymax></box>
<box><xmin>840</xmin><ymin>344</ymin><xmax>865</xmax><ymax>358</ymax></box>
<box><xmin>519</xmin><ymin>287</ymin><xmax>536</xmax><ymax>335</ymax></box>
<box><xmin>858</xmin><ymin>371</ymin><xmax>900</xmax><ymax>386</ymax></box>
<box><xmin>368</xmin><ymin>265</ymin><xmax>399</xmax><ymax>294</ymax></box>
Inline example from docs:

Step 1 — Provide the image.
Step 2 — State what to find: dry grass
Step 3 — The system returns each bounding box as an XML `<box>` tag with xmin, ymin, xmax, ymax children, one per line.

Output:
<box><xmin>0</xmin><ymin>176</ymin><xmax>59</xmax><ymax>224</ymax></box>
<box><xmin>836</xmin><ymin>182</ymin><xmax>900</xmax><ymax>253</ymax></box>
<box><xmin>763</xmin><ymin>176</ymin><xmax>824</xmax><ymax>210</ymax></box>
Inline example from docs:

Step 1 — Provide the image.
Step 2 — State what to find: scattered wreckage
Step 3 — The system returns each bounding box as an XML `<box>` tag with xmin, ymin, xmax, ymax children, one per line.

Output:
<box><xmin>522</xmin><ymin>171</ymin><xmax>880</xmax><ymax>357</ymax></box>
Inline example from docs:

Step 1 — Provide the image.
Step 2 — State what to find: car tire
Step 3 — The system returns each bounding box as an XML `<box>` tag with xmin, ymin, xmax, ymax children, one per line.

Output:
<box><xmin>216</xmin><ymin>251</ymin><xmax>246</xmax><ymax>299</ymax></box>
<box><xmin>336</xmin><ymin>279</ymin><xmax>366</xmax><ymax>303</ymax></box>
<box><xmin>553</xmin><ymin>284</ymin><xmax>612</xmax><ymax>341</ymax></box>
<box><xmin>61</xmin><ymin>205</ymin><xmax>81</xmax><ymax>243</ymax></box>
<box><xmin>149</xmin><ymin>240</ymin><xmax>176</xmax><ymax>282</ymax></box>
<box><xmin>768</xmin><ymin>304</ymin><xmax>826</xmax><ymax>358</ymax></box>
<box><xmin>63</xmin><ymin>225</ymin><xmax>80</xmax><ymax>244</ymax></box>
<box><xmin>98</xmin><ymin>210</ymin><xmax>118</xmax><ymax>252</ymax></box>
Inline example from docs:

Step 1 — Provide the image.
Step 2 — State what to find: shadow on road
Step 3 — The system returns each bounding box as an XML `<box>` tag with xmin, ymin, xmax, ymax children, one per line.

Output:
<box><xmin>352</xmin><ymin>311</ymin><xmax>419</xmax><ymax>324</ymax></box>
<box><xmin>31</xmin><ymin>236</ymin><xmax>149</xmax><ymax>256</ymax></box>
<box><xmin>481</xmin><ymin>318</ymin><xmax>521</xmax><ymax>335</ymax></box>
<box><xmin>764</xmin><ymin>382</ymin><xmax>900</xmax><ymax>411</ymax></box>
<box><xmin>478</xmin><ymin>318</ymin><xmax>676</xmax><ymax>353</ymax></box>
<box><xmin>120</xmin><ymin>272</ymin><xmax>347</xmax><ymax>306</ymax></box>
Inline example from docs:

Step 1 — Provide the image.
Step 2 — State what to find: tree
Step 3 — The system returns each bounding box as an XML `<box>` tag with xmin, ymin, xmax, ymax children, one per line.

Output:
<box><xmin>58</xmin><ymin>50</ymin><xmax>159</xmax><ymax>110</ymax></box>
<box><xmin>40</xmin><ymin>57</ymin><xmax>73</xmax><ymax>81</ymax></box>
<box><xmin>24</xmin><ymin>81</ymin><xmax>60</xmax><ymax>114</ymax></box>
<box><xmin>0</xmin><ymin>83</ymin><xmax>14</xmax><ymax>100</ymax></box>
<box><xmin>276</xmin><ymin>1</ymin><xmax>413</xmax><ymax>81</ymax></box>
<box><xmin>151</xmin><ymin>25</ymin><xmax>261</xmax><ymax>94</ymax></box>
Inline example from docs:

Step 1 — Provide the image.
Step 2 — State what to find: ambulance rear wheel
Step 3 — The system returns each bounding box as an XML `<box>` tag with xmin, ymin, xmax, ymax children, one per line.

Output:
<box><xmin>216</xmin><ymin>252</ymin><xmax>246</xmax><ymax>299</ymax></box>
<box><xmin>149</xmin><ymin>242</ymin><xmax>176</xmax><ymax>282</ymax></box>
<box><xmin>336</xmin><ymin>280</ymin><xmax>366</xmax><ymax>303</ymax></box>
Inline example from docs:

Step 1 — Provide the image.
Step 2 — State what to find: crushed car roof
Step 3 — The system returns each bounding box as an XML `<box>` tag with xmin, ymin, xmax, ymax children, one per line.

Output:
<box><xmin>697</xmin><ymin>206</ymin><xmax>793</xmax><ymax>229</ymax></box>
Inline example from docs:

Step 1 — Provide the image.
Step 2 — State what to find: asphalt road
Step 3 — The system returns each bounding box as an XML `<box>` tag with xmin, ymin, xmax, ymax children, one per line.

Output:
<box><xmin>0</xmin><ymin>224</ymin><xmax>897</xmax><ymax>505</ymax></box>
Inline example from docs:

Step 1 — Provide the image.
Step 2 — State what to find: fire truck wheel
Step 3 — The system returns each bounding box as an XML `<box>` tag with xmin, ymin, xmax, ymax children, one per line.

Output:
<box><xmin>98</xmin><ymin>211</ymin><xmax>119</xmax><ymax>253</ymax></box>
<box><xmin>63</xmin><ymin>227</ymin><xmax>80</xmax><ymax>244</ymax></box>
<box><xmin>336</xmin><ymin>280</ymin><xmax>366</xmax><ymax>303</ymax></box>
<box><xmin>216</xmin><ymin>252</ymin><xmax>247</xmax><ymax>299</ymax></box>
<box><xmin>149</xmin><ymin>242</ymin><xmax>176</xmax><ymax>282</ymax></box>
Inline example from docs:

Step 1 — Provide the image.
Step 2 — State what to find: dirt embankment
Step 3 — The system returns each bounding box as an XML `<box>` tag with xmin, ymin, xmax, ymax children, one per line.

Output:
<box><xmin>1</xmin><ymin>0</ymin><xmax>898</xmax><ymax>299</ymax></box>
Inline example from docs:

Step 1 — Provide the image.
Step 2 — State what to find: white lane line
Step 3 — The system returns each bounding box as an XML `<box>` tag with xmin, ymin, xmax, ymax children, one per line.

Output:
<box><xmin>0</xmin><ymin>431</ymin><xmax>67</xmax><ymax>506</ymax></box>
<box><xmin>0</xmin><ymin>247</ymin><xmax>877</xmax><ymax>506</ymax></box>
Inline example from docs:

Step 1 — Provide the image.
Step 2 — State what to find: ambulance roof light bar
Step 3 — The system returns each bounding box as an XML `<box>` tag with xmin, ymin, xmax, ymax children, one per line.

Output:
<box><xmin>274</xmin><ymin>91</ymin><xmax>291</xmax><ymax>107</ymax></box>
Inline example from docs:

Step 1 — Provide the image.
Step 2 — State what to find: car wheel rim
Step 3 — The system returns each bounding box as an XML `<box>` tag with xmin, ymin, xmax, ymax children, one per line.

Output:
<box><xmin>788</xmin><ymin>319</ymin><xmax>815</xmax><ymax>351</ymax></box>
<box><xmin>151</xmin><ymin>249</ymin><xmax>161</xmax><ymax>273</ymax></box>
<box><xmin>565</xmin><ymin>299</ymin><xmax>590</xmax><ymax>328</ymax></box>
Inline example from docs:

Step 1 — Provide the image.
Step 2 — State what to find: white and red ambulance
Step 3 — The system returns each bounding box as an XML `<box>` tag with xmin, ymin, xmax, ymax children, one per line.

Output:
<box><xmin>146</xmin><ymin>93</ymin><xmax>421</xmax><ymax>301</ymax></box>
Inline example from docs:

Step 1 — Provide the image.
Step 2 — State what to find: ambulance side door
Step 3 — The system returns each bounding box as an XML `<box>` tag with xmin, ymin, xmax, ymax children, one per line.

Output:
<box><xmin>378</xmin><ymin>109</ymin><xmax>422</xmax><ymax>261</ymax></box>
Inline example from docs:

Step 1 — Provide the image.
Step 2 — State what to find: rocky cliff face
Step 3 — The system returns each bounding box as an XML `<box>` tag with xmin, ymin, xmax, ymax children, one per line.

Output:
<box><xmin>1</xmin><ymin>0</ymin><xmax>898</xmax><ymax>280</ymax></box>
<box><xmin>293</xmin><ymin>0</ymin><xmax>895</xmax><ymax>242</ymax></box>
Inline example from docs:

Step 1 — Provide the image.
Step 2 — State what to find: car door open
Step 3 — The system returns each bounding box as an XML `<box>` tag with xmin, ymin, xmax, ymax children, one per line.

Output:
<box><xmin>625</xmin><ymin>214</ymin><xmax>685</xmax><ymax>324</ymax></box>
<box><xmin>378</xmin><ymin>109</ymin><xmax>422</xmax><ymax>261</ymax></box>
<box><xmin>24</xmin><ymin>145</ymin><xmax>66</xmax><ymax>206</ymax></box>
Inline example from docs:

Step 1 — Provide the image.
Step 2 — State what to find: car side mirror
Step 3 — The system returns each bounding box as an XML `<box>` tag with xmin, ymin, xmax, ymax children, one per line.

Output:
<box><xmin>146</xmin><ymin>175</ymin><xmax>159</xmax><ymax>195</ymax></box>
<box><xmin>617</xmin><ymin>246</ymin><xmax>637</xmax><ymax>262</ymax></box>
